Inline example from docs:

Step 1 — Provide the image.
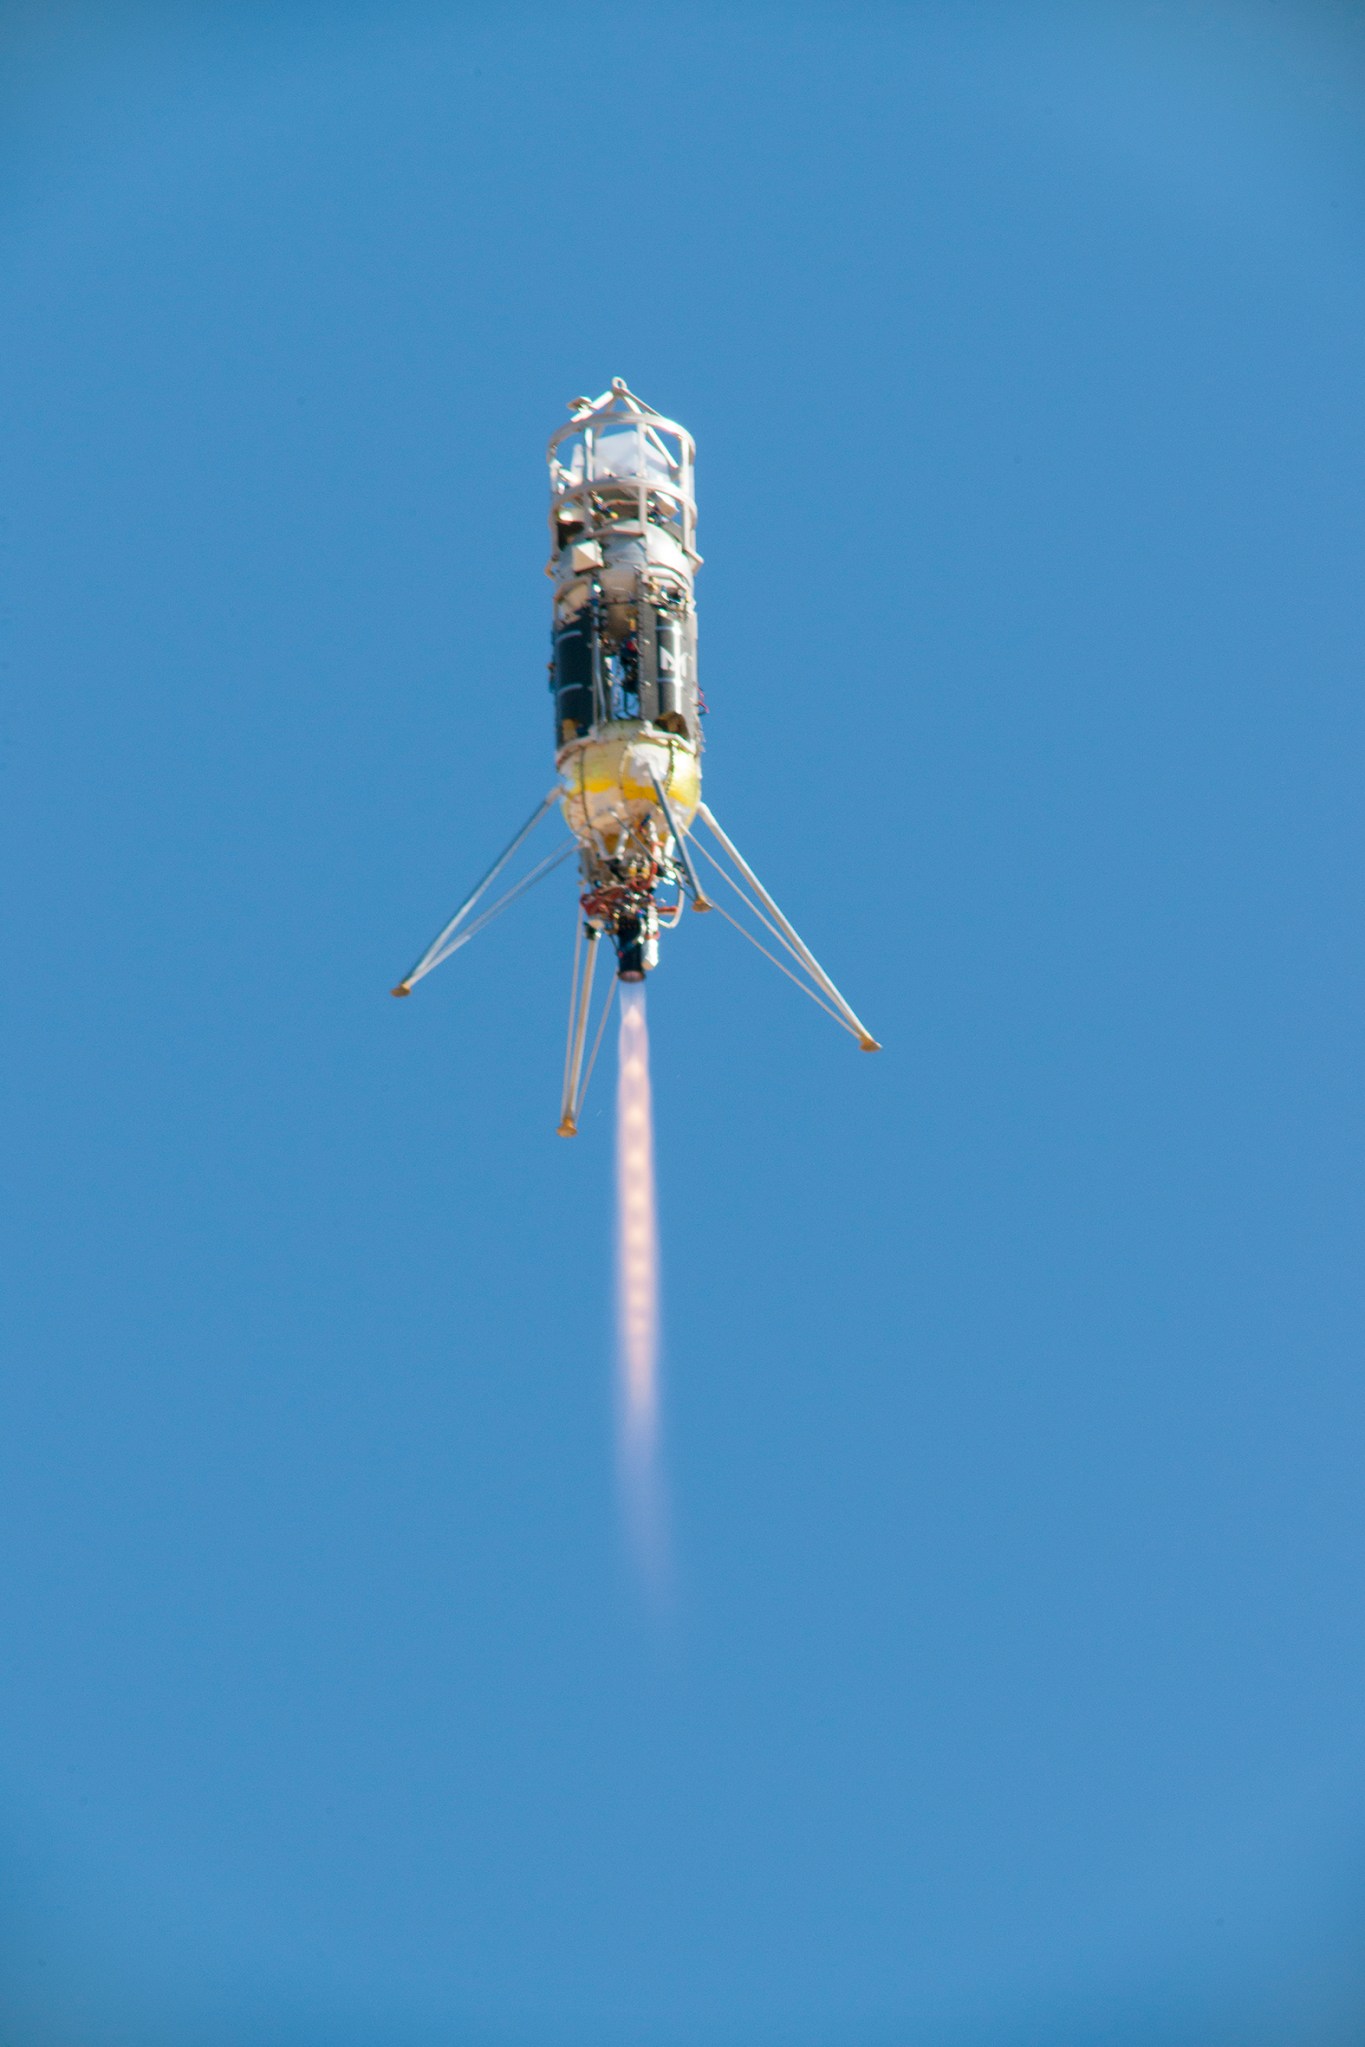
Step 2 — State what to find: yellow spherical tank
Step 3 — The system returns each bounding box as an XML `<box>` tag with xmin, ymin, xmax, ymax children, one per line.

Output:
<box><xmin>558</xmin><ymin>724</ymin><xmax>701</xmax><ymax>854</ymax></box>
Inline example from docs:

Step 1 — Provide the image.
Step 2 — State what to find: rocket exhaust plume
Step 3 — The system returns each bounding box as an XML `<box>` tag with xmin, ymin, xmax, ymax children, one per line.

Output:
<box><xmin>615</xmin><ymin>983</ymin><xmax>668</xmax><ymax>1590</ymax></box>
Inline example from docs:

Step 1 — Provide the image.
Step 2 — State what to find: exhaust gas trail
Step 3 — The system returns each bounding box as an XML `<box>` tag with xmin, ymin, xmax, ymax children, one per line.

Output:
<box><xmin>615</xmin><ymin>984</ymin><xmax>667</xmax><ymax>1587</ymax></box>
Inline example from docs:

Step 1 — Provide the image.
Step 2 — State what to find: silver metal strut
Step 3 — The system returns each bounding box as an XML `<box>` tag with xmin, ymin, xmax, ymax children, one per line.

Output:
<box><xmin>646</xmin><ymin>764</ymin><xmax>711</xmax><ymax>911</ymax></box>
<box><xmin>692</xmin><ymin>801</ymin><xmax>881</xmax><ymax>1050</ymax></box>
<box><xmin>557</xmin><ymin>922</ymin><xmax>601</xmax><ymax>1135</ymax></box>
<box><xmin>393</xmin><ymin>787</ymin><xmax>562</xmax><ymax>995</ymax></box>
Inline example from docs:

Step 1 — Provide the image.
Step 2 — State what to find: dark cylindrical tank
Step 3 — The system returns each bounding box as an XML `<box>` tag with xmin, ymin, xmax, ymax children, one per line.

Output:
<box><xmin>552</xmin><ymin>614</ymin><xmax>595</xmax><ymax>745</ymax></box>
<box><xmin>655</xmin><ymin>610</ymin><xmax>689</xmax><ymax>733</ymax></box>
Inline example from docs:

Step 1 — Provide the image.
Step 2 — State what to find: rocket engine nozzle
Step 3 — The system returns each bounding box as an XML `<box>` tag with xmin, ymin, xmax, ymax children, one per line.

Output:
<box><xmin>613</xmin><ymin>904</ymin><xmax>658</xmax><ymax>982</ymax></box>
<box><xmin>581</xmin><ymin>859</ymin><xmax>664</xmax><ymax>982</ymax></box>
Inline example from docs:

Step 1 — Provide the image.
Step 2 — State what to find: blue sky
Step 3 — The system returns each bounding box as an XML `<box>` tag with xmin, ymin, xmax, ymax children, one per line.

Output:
<box><xmin>2</xmin><ymin>4</ymin><xmax>1364</xmax><ymax>2041</ymax></box>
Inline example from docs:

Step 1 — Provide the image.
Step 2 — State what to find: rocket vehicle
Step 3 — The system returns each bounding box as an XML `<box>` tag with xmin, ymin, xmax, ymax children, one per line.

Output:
<box><xmin>392</xmin><ymin>379</ymin><xmax>879</xmax><ymax>1131</ymax></box>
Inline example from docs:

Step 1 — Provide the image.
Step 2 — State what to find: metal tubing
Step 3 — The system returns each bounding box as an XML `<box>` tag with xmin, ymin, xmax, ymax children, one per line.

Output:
<box><xmin>558</xmin><ymin>927</ymin><xmax>600</xmax><ymax>1134</ymax></box>
<box><xmin>420</xmin><ymin>841</ymin><xmax>574</xmax><ymax>973</ymax></box>
<box><xmin>393</xmin><ymin>787</ymin><xmax>561</xmax><ymax>994</ymax></box>
<box><xmin>560</xmin><ymin>912</ymin><xmax>584</xmax><ymax>1108</ymax></box>
<box><xmin>694</xmin><ymin>802</ymin><xmax>881</xmax><ymax>1050</ymax></box>
<box><xmin>646</xmin><ymin>765</ymin><xmax>711</xmax><ymax>911</ymax></box>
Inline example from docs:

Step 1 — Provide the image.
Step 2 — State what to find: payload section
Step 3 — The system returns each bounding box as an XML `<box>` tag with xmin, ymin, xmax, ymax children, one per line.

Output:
<box><xmin>547</xmin><ymin>382</ymin><xmax>702</xmax><ymax>749</ymax></box>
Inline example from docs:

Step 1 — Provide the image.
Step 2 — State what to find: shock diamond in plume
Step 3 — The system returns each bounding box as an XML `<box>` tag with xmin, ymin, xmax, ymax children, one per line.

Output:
<box><xmin>615</xmin><ymin>985</ymin><xmax>665</xmax><ymax>1585</ymax></box>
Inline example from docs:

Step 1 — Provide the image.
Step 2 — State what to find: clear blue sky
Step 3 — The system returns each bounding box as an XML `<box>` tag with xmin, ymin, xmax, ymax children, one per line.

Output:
<box><xmin>2</xmin><ymin>5</ymin><xmax>1364</xmax><ymax>2041</ymax></box>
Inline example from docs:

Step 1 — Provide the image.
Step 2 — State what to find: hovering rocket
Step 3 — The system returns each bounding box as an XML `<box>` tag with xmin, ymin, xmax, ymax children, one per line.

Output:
<box><xmin>392</xmin><ymin>379</ymin><xmax>879</xmax><ymax>1131</ymax></box>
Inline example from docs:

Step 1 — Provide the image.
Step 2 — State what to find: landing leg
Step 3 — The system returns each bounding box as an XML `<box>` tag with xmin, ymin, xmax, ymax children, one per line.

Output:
<box><xmin>558</xmin><ymin>923</ymin><xmax>601</xmax><ymax>1135</ymax></box>
<box><xmin>646</xmin><ymin>765</ymin><xmax>711</xmax><ymax>911</ymax></box>
<box><xmin>693</xmin><ymin>801</ymin><xmax>881</xmax><ymax>1050</ymax></box>
<box><xmin>393</xmin><ymin>787</ymin><xmax>562</xmax><ymax>995</ymax></box>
